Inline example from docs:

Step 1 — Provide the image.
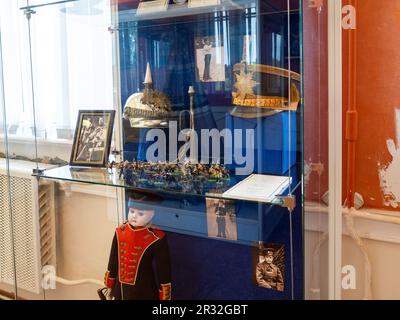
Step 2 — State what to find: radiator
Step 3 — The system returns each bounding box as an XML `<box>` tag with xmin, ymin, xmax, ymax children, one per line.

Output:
<box><xmin>0</xmin><ymin>159</ymin><xmax>56</xmax><ymax>294</ymax></box>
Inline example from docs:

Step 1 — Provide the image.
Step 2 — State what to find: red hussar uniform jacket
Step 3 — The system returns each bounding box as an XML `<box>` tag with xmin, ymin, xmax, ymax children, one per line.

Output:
<box><xmin>104</xmin><ymin>223</ymin><xmax>171</xmax><ymax>300</ymax></box>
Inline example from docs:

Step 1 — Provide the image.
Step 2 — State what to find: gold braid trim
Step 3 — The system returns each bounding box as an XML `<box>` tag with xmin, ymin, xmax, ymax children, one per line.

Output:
<box><xmin>232</xmin><ymin>93</ymin><xmax>299</xmax><ymax>111</ymax></box>
<box><xmin>160</xmin><ymin>283</ymin><xmax>172</xmax><ymax>300</ymax></box>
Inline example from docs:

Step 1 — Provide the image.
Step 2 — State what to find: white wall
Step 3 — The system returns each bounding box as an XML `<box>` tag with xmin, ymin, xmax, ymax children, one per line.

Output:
<box><xmin>55</xmin><ymin>185</ymin><xmax>119</xmax><ymax>281</ymax></box>
<box><xmin>305</xmin><ymin>208</ymin><xmax>400</xmax><ymax>300</ymax></box>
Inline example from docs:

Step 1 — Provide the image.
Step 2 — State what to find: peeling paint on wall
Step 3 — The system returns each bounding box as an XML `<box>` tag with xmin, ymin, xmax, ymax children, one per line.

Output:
<box><xmin>379</xmin><ymin>109</ymin><xmax>400</xmax><ymax>208</ymax></box>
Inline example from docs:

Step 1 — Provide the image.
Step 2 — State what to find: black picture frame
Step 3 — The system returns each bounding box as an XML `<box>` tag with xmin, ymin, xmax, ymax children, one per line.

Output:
<box><xmin>69</xmin><ymin>110</ymin><xmax>116</xmax><ymax>167</ymax></box>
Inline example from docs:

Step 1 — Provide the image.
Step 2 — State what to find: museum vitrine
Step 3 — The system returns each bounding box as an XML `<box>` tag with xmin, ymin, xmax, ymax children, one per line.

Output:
<box><xmin>0</xmin><ymin>0</ymin><xmax>303</xmax><ymax>300</ymax></box>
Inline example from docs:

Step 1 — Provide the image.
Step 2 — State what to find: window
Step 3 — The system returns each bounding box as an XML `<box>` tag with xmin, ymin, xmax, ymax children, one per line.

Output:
<box><xmin>0</xmin><ymin>0</ymin><xmax>114</xmax><ymax>141</ymax></box>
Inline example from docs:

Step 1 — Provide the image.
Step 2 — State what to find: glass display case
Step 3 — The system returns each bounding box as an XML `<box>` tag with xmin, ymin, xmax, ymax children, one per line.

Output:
<box><xmin>0</xmin><ymin>0</ymin><xmax>303</xmax><ymax>300</ymax></box>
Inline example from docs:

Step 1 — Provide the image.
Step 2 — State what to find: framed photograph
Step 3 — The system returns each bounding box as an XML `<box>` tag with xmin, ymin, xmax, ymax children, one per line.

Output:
<box><xmin>195</xmin><ymin>36</ymin><xmax>225</xmax><ymax>82</ymax></box>
<box><xmin>206</xmin><ymin>198</ymin><xmax>237</xmax><ymax>240</ymax></box>
<box><xmin>70</xmin><ymin>110</ymin><xmax>115</xmax><ymax>167</ymax></box>
<box><xmin>252</xmin><ymin>243</ymin><xmax>285</xmax><ymax>292</ymax></box>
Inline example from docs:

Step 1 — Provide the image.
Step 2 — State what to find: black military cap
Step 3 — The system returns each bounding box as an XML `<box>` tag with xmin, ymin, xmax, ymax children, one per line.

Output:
<box><xmin>262</xmin><ymin>248</ymin><xmax>275</xmax><ymax>256</ymax></box>
<box><xmin>128</xmin><ymin>191</ymin><xmax>163</xmax><ymax>209</ymax></box>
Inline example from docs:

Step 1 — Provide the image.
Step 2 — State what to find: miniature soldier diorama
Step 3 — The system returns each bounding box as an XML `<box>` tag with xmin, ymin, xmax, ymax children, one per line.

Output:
<box><xmin>103</xmin><ymin>192</ymin><xmax>171</xmax><ymax>300</ymax></box>
<box><xmin>256</xmin><ymin>248</ymin><xmax>284</xmax><ymax>292</ymax></box>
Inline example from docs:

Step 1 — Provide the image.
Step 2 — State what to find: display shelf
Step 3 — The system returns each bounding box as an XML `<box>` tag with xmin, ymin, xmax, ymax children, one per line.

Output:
<box><xmin>19</xmin><ymin>0</ymin><xmax>78</xmax><ymax>11</ymax></box>
<box><xmin>18</xmin><ymin>0</ymin><xmax>300</xmax><ymax>17</ymax></box>
<box><xmin>33</xmin><ymin>164</ymin><xmax>301</xmax><ymax>207</ymax></box>
<box><xmin>119</xmin><ymin>0</ymin><xmax>251</xmax><ymax>23</ymax></box>
<box><xmin>117</xmin><ymin>0</ymin><xmax>300</xmax><ymax>24</ymax></box>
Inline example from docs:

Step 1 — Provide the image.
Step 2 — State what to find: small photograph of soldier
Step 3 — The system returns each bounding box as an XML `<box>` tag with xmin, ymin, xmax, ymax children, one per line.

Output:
<box><xmin>254</xmin><ymin>244</ymin><xmax>284</xmax><ymax>292</ymax></box>
<box><xmin>215</xmin><ymin>199</ymin><xmax>227</xmax><ymax>238</ymax></box>
<box><xmin>76</xmin><ymin>115</ymin><xmax>108</xmax><ymax>162</ymax></box>
<box><xmin>206</xmin><ymin>198</ymin><xmax>237</xmax><ymax>241</ymax></box>
<box><xmin>194</xmin><ymin>36</ymin><xmax>225</xmax><ymax>82</ymax></box>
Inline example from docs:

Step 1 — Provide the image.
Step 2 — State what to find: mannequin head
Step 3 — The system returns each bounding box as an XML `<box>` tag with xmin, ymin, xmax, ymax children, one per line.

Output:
<box><xmin>127</xmin><ymin>207</ymin><xmax>154</xmax><ymax>227</ymax></box>
<box><xmin>127</xmin><ymin>192</ymin><xmax>162</xmax><ymax>228</ymax></box>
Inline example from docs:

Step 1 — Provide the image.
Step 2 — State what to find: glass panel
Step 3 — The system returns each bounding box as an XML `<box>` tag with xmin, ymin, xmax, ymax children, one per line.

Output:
<box><xmin>19</xmin><ymin>0</ymin><xmax>115</xmax><ymax>146</ymax></box>
<box><xmin>303</xmin><ymin>0</ymin><xmax>330</xmax><ymax>300</ymax></box>
<box><xmin>41</xmin><ymin>184</ymin><xmax>122</xmax><ymax>300</ymax></box>
<box><xmin>0</xmin><ymin>0</ymin><xmax>121</xmax><ymax>300</ymax></box>
<box><xmin>33</xmin><ymin>164</ymin><xmax>301</xmax><ymax>205</ymax></box>
<box><xmin>1</xmin><ymin>0</ymin><xmax>46</xmax><ymax>300</ymax></box>
<box><xmin>30</xmin><ymin>0</ymin><xmax>119</xmax><ymax>300</ymax></box>
<box><xmin>115</xmin><ymin>0</ymin><xmax>303</xmax><ymax>300</ymax></box>
<box><xmin>0</xmin><ymin>17</ymin><xmax>18</xmax><ymax>300</ymax></box>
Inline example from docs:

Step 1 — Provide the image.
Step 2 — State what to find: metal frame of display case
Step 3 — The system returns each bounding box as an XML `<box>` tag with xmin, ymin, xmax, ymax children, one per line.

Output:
<box><xmin>327</xmin><ymin>0</ymin><xmax>343</xmax><ymax>300</ymax></box>
<box><xmin>0</xmin><ymin>0</ymin><xmax>307</xmax><ymax>300</ymax></box>
<box><xmin>111</xmin><ymin>0</ymin><xmax>303</xmax><ymax>300</ymax></box>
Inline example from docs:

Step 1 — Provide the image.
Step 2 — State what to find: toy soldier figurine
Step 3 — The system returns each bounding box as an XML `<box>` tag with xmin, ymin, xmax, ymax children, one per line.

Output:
<box><xmin>256</xmin><ymin>248</ymin><xmax>284</xmax><ymax>292</ymax></box>
<box><xmin>102</xmin><ymin>192</ymin><xmax>171</xmax><ymax>300</ymax></box>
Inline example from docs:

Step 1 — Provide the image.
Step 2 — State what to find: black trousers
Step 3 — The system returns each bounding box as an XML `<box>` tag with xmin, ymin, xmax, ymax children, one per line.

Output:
<box><xmin>203</xmin><ymin>54</ymin><xmax>211</xmax><ymax>80</ymax></box>
<box><xmin>216</xmin><ymin>216</ymin><xmax>226</xmax><ymax>237</ymax></box>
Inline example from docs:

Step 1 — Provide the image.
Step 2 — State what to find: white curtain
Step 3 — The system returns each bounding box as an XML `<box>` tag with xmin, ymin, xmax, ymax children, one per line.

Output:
<box><xmin>0</xmin><ymin>0</ymin><xmax>114</xmax><ymax>140</ymax></box>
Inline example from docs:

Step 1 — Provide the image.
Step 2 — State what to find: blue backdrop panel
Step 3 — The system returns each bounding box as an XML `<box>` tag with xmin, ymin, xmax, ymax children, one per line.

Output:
<box><xmin>117</xmin><ymin>0</ymin><xmax>303</xmax><ymax>300</ymax></box>
<box><xmin>168</xmin><ymin>189</ymin><xmax>303</xmax><ymax>300</ymax></box>
<box><xmin>226</xmin><ymin>111</ymin><xmax>297</xmax><ymax>175</ymax></box>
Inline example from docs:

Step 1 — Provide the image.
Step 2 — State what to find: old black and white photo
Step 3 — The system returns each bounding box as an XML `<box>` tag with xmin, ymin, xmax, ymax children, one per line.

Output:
<box><xmin>195</xmin><ymin>36</ymin><xmax>225</xmax><ymax>82</ymax></box>
<box><xmin>206</xmin><ymin>198</ymin><xmax>237</xmax><ymax>240</ymax></box>
<box><xmin>253</xmin><ymin>243</ymin><xmax>285</xmax><ymax>292</ymax></box>
<box><xmin>70</xmin><ymin>110</ymin><xmax>115</xmax><ymax>167</ymax></box>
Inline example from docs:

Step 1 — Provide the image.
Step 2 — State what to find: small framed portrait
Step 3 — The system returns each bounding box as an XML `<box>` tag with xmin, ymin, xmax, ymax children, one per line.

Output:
<box><xmin>70</xmin><ymin>110</ymin><xmax>115</xmax><ymax>167</ymax></box>
<box><xmin>206</xmin><ymin>198</ymin><xmax>237</xmax><ymax>240</ymax></box>
<box><xmin>252</xmin><ymin>243</ymin><xmax>285</xmax><ymax>292</ymax></box>
<box><xmin>195</xmin><ymin>36</ymin><xmax>225</xmax><ymax>82</ymax></box>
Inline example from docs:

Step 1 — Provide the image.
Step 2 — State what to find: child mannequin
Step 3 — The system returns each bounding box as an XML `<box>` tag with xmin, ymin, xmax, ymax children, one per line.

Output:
<box><xmin>103</xmin><ymin>192</ymin><xmax>171</xmax><ymax>300</ymax></box>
